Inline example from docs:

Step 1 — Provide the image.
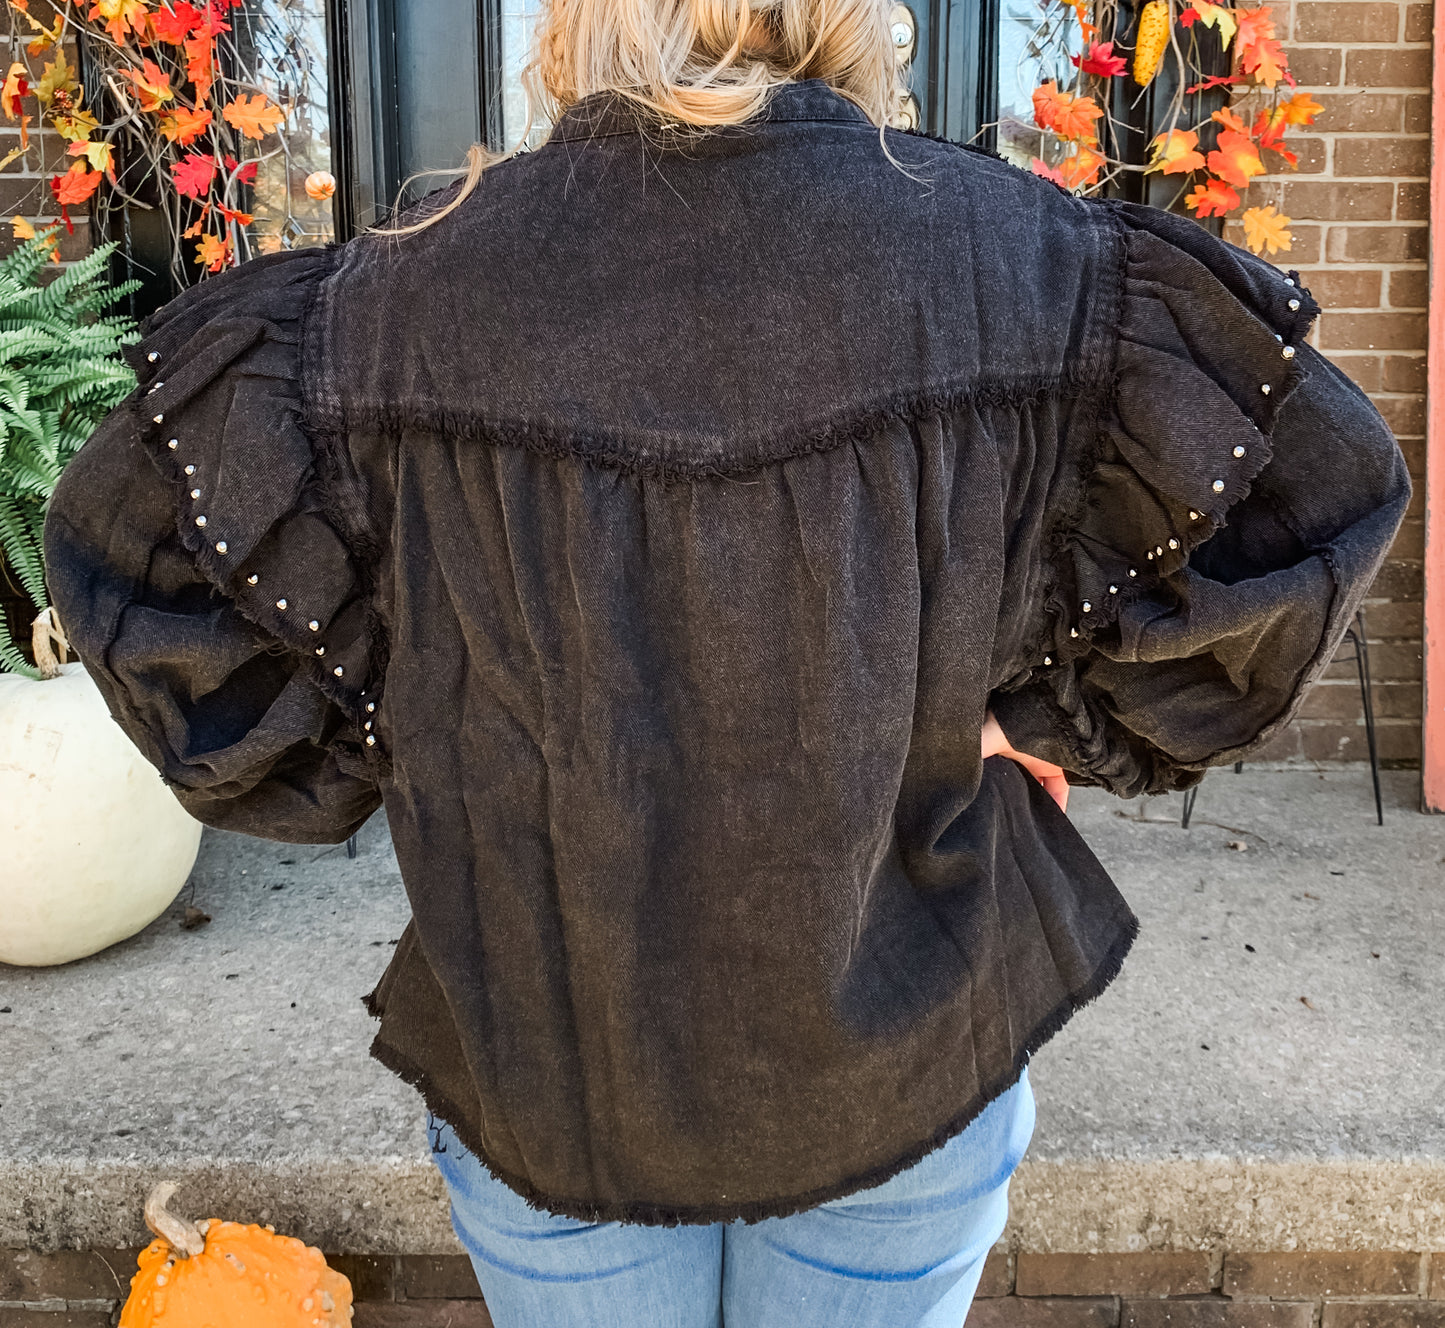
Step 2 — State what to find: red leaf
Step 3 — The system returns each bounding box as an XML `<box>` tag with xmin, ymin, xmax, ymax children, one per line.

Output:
<box><xmin>1071</xmin><ymin>40</ymin><xmax>1128</xmax><ymax>78</ymax></box>
<box><xmin>1178</xmin><ymin>6</ymin><xmax>1201</xmax><ymax>23</ymax></box>
<box><xmin>223</xmin><ymin>153</ymin><xmax>259</xmax><ymax>185</ymax></box>
<box><xmin>50</xmin><ymin>161</ymin><xmax>102</xmax><ymax>206</ymax></box>
<box><xmin>171</xmin><ymin>150</ymin><xmax>218</xmax><ymax>199</ymax></box>
<box><xmin>152</xmin><ymin>2</ymin><xmax>203</xmax><ymax>43</ymax></box>
<box><xmin>1185</xmin><ymin>176</ymin><xmax>1241</xmax><ymax>217</ymax></box>
<box><xmin>1185</xmin><ymin>73</ymin><xmax>1239</xmax><ymax>93</ymax></box>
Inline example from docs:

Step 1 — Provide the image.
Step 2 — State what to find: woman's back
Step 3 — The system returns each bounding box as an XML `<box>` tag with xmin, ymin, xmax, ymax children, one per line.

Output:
<box><xmin>45</xmin><ymin>77</ymin><xmax>1409</xmax><ymax>1224</ymax></box>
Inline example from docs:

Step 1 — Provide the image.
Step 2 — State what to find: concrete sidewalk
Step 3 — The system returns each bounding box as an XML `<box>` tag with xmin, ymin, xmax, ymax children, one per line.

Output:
<box><xmin>2</xmin><ymin>768</ymin><xmax>1441</xmax><ymax>1254</ymax></box>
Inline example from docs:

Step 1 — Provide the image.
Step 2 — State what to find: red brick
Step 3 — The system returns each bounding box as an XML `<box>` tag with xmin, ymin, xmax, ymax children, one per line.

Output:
<box><xmin>1385</xmin><ymin>268</ymin><xmax>1429</xmax><ymax>308</ymax></box>
<box><xmin>1345</xmin><ymin>48</ymin><xmax>1434</xmax><ymax>87</ymax></box>
<box><xmin>1405</xmin><ymin>93</ymin><xmax>1431</xmax><ymax>132</ymax></box>
<box><xmin>1370</xmin><ymin>559</ymin><xmax>1423</xmax><ymax>600</ymax></box>
<box><xmin>1325</xmin><ymin>352</ymin><xmax>1383</xmax><ymax>390</ymax></box>
<box><xmin>1322</xmin><ymin>1305</ymin><xmax>1445</xmax><ymax>1328</ymax></box>
<box><xmin>1317</xmin><ymin>311</ymin><xmax>1428</xmax><ymax>351</ymax></box>
<box><xmin>1371</xmin><ymin>394</ymin><xmax>1425</xmax><ymax>434</ymax></box>
<box><xmin>980</xmin><ymin>1251</ymin><xmax>1015</xmax><ymax>1296</ymax></box>
<box><xmin>325</xmin><ymin>1253</ymin><xmax>397</xmax><ymax>1302</ymax></box>
<box><xmin>1293</xmin><ymin>2</ymin><xmax>1400</xmax><ymax>40</ymax></box>
<box><xmin>1405</xmin><ymin>1</ymin><xmax>1433</xmax><ymax>37</ymax></box>
<box><xmin>1282</xmin><ymin>135</ymin><xmax>1329</xmax><ymax>173</ymax></box>
<box><xmin>1332</xmin><ymin>137</ymin><xmax>1430</xmax><ymax>177</ymax></box>
<box><xmin>1360</xmin><ymin>597</ymin><xmax>1425</xmax><ymax>636</ymax></box>
<box><xmin>0</xmin><ymin>1316</ymin><xmax>114</xmax><ymax>1328</ymax></box>
<box><xmin>1289</xmin><ymin>48</ymin><xmax>1343</xmax><ymax>84</ymax></box>
<box><xmin>1323</xmin><ymin>637</ymin><xmax>1422</xmax><ymax>682</ymax></box>
<box><xmin>0</xmin><ymin>1248</ymin><xmax>139</xmax><ymax>1301</ymax></box>
<box><xmin>1396</xmin><ymin>181</ymin><xmax>1429</xmax><ymax>220</ymax></box>
<box><xmin>353</xmin><ymin>1305</ymin><xmax>494</xmax><ymax>1328</ymax></box>
<box><xmin>398</xmin><ymin>1254</ymin><xmax>483</xmax><ymax>1299</ymax></box>
<box><xmin>967</xmin><ymin>1299</ymin><xmax>1119</xmax><ymax>1327</ymax></box>
<box><xmin>1293</xmin><ymin>718</ymin><xmax>1421</xmax><ymax>763</ymax></box>
<box><xmin>1312</xmin><ymin>92</ymin><xmax>1404</xmax><ymax>131</ymax></box>
<box><xmin>1383</xmin><ymin>353</ymin><xmax>1427</xmax><ymax>392</ymax></box>
<box><xmin>1285</xmin><ymin>180</ymin><xmax>1394</xmax><ymax>221</ymax></box>
<box><xmin>1326</xmin><ymin>225</ymin><xmax>1429</xmax><ymax>263</ymax></box>
<box><xmin>1430</xmin><ymin>1252</ymin><xmax>1445</xmax><ymax>1298</ymax></box>
<box><xmin>1298</xmin><ymin>268</ymin><xmax>1382</xmax><ymax>308</ymax></box>
<box><xmin>1297</xmin><ymin>678</ymin><xmax>1420</xmax><ymax>720</ymax></box>
<box><xmin>1017</xmin><ymin>1254</ymin><xmax>1212</xmax><ymax>1298</ymax></box>
<box><xmin>1125</xmin><ymin>1304</ymin><xmax>1312</xmax><ymax>1328</ymax></box>
<box><xmin>1388</xmin><ymin>518</ymin><xmax>1426</xmax><ymax>561</ymax></box>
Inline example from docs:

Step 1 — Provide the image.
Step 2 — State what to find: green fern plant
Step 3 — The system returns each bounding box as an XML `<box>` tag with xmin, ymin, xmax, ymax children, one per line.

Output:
<box><xmin>0</xmin><ymin>229</ymin><xmax>140</xmax><ymax>678</ymax></box>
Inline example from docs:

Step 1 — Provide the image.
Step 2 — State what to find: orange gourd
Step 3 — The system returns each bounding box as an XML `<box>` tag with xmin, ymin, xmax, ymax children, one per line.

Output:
<box><xmin>119</xmin><ymin>1182</ymin><xmax>353</xmax><ymax>1327</ymax></box>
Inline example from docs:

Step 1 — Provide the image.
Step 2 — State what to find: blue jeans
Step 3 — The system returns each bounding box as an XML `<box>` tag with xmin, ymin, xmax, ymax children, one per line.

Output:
<box><xmin>428</xmin><ymin>1064</ymin><xmax>1035</xmax><ymax>1328</ymax></box>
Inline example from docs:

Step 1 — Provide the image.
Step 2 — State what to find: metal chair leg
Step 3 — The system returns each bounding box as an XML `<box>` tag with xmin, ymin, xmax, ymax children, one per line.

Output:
<box><xmin>1181</xmin><ymin>782</ymin><xmax>1199</xmax><ymax>828</ymax></box>
<box><xmin>346</xmin><ymin>834</ymin><xmax>359</xmax><ymax>859</ymax></box>
<box><xmin>1347</xmin><ymin>607</ymin><xmax>1383</xmax><ymax>825</ymax></box>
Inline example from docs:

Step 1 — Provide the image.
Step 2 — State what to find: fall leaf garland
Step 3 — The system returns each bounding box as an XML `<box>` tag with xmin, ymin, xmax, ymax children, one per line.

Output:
<box><xmin>1</xmin><ymin>0</ymin><xmax>295</xmax><ymax>280</ymax></box>
<box><xmin>1026</xmin><ymin>0</ymin><xmax>1320</xmax><ymax>254</ymax></box>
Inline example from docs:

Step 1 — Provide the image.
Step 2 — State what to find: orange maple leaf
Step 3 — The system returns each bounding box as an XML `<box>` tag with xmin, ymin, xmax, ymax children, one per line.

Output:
<box><xmin>1069</xmin><ymin>0</ymin><xmax>1098</xmax><ymax>41</ymax></box>
<box><xmin>1242</xmin><ymin>35</ymin><xmax>1289</xmax><ymax>87</ymax></box>
<box><xmin>1185</xmin><ymin>176</ymin><xmax>1241</xmax><ymax>217</ymax></box>
<box><xmin>1031</xmin><ymin>80</ymin><xmax>1103</xmax><ymax>144</ymax></box>
<box><xmin>158</xmin><ymin>105</ymin><xmax>212</xmax><ymax>145</ymax></box>
<box><xmin>194</xmin><ymin>231</ymin><xmax>232</xmax><ymax>273</ymax></box>
<box><xmin>1059</xmin><ymin>144</ymin><xmax>1106</xmax><ymax>189</ymax></box>
<box><xmin>1211</xmin><ymin>106</ymin><xmax>1251</xmax><ymax>135</ymax></box>
<box><xmin>1279</xmin><ymin>90</ymin><xmax>1323</xmax><ymax>126</ymax></box>
<box><xmin>1241</xmin><ymin>204</ymin><xmax>1292</xmax><ymax>255</ymax></box>
<box><xmin>1207</xmin><ymin>129</ymin><xmax>1266</xmax><ymax>188</ymax></box>
<box><xmin>1</xmin><ymin>62</ymin><xmax>27</xmax><ymax>122</ymax></box>
<box><xmin>119</xmin><ymin>59</ymin><xmax>174</xmax><ymax>113</ymax></box>
<box><xmin>184</xmin><ymin>33</ymin><xmax>215</xmax><ymax>103</ymax></box>
<box><xmin>88</xmin><ymin>0</ymin><xmax>150</xmax><ymax>44</ymax></box>
<box><xmin>1234</xmin><ymin>5</ymin><xmax>1277</xmax><ymax>47</ymax></box>
<box><xmin>217</xmin><ymin>203</ymin><xmax>254</xmax><ymax>226</ymax></box>
<box><xmin>1147</xmin><ymin>128</ymin><xmax>1207</xmax><ymax>175</ymax></box>
<box><xmin>11</xmin><ymin>216</ymin><xmax>61</xmax><ymax>263</ymax></box>
<box><xmin>51</xmin><ymin>160</ymin><xmax>102</xmax><ymax>207</ymax></box>
<box><xmin>221</xmin><ymin>93</ymin><xmax>285</xmax><ymax>141</ymax></box>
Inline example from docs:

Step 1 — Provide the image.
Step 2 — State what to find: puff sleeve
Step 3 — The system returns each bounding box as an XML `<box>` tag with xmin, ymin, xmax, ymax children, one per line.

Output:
<box><xmin>989</xmin><ymin>201</ymin><xmax>1412</xmax><ymax>799</ymax></box>
<box><xmin>43</xmin><ymin>247</ymin><xmax>385</xmax><ymax>843</ymax></box>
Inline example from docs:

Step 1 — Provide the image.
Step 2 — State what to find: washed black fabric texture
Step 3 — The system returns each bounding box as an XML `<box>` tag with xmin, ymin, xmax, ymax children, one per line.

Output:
<box><xmin>45</xmin><ymin>79</ymin><xmax>1409</xmax><ymax>1225</ymax></box>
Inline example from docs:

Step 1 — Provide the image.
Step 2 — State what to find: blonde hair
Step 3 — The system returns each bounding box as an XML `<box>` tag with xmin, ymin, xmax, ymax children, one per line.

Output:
<box><xmin>378</xmin><ymin>0</ymin><xmax>910</xmax><ymax>236</ymax></box>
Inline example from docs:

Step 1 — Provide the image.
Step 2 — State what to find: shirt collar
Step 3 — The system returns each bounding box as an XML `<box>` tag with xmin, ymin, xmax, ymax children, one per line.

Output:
<box><xmin>547</xmin><ymin>77</ymin><xmax>873</xmax><ymax>144</ymax></box>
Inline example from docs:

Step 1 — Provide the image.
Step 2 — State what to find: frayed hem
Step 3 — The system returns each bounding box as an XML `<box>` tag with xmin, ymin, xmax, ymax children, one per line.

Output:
<box><xmin>363</xmin><ymin>905</ymin><xmax>1139</xmax><ymax>1228</ymax></box>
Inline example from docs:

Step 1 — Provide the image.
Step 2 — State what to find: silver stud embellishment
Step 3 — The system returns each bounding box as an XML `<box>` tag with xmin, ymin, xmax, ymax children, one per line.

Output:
<box><xmin>308</xmin><ymin>620</ymin><xmax>320</xmax><ymax>632</ymax></box>
<box><xmin>1155</xmin><ymin>545</ymin><xmax>1164</xmax><ymax>557</ymax></box>
<box><xmin>366</xmin><ymin>735</ymin><xmax>376</xmax><ymax>747</ymax></box>
<box><xmin>1043</xmin><ymin>656</ymin><xmax>1052</xmax><ymax>666</ymax></box>
<box><xmin>1146</xmin><ymin>551</ymin><xmax>1155</xmax><ymax>560</ymax></box>
<box><xmin>1128</xmin><ymin>568</ymin><xmax>1138</xmax><ymax>577</ymax></box>
<box><xmin>195</xmin><ymin>515</ymin><xmax>207</xmax><ymax>527</ymax></box>
<box><xmin>189</xmin><ymin>488</ymin><xmax>201</xmax><ymax>500</ymax></box>
<box><xmin>247</xmin><ymin>574</ymin><xmax>259</xmax><ymax>586</ymax></box>
<box><xmin>184</xmin><ymin>464</ymin><xmax>196</xmax><ymax>475</ymax></box>
<box><xmin>1261</xmin><ymin>383</ymin><xmax>1271</xmax><ymax>395</ymax></box>
<box><xmin>1274</xmin><ymin>333</ymin><xmax>1283</xmax><ymax>343</ymax></box>
<box><xmin>364</xmin><ymin>721</ymin><xmax>373</xmax><ymax>731</ymax></box>
<box><xmin>333</xmin><ymin>666</ymin><xmax>344</xmax><ymax>677</ymax></box>
<box><xmin>1285</xmin><ymin>276</ymin><xmax>1295</xmax><ymax>286</ymax></box>
<box><xmin>147</xmin><ymin>351</ymin><xmax>160</xmax><ymax>363</ymax></box>
<box><xmin>1070</xmin><ymin>627</ymin><xmax>1080</xmax><ymax>638</ymax></box>
<box><xmin>276</xmin><ymin>598</ymin><xmax>288</xmax><ymax>610</ymax></box>
<box><xmin>167</xmin><ymin>438</ymin><xmax>179</xmax><ymax>449</ymax></box>
<box><xmin>1082</xmin><ymin>601</ymin><xmax>1092</xmax><ymax>613</ymax></box>
<box><xmin>1109</xmin><ymin>584</ymin><xmax>1118</xmax><ymax>594</ymax></box>
<box><xmin>1188</xmin><ymin>509</ymin><xmax>1200</xmax><ymax>521</ymax></box>
<box><xmin>1233</xmin><ymin>445</ymin><xmax>1246</xmax><ymax>458</ymax></box>
<box><xmin>315</xmin><ymin>646</ymin><xmax>326</xmax><ymax>657</ymax></box>
<box><xmin>215</xmin><ymin>541</ymin><xmax>228</xmax><ymax>555</ymax></box>
<box><xmin>1168</xmin><ymin>538</ymin><xmax>1180</xmax><ymax>550</ymax></box>
<box><xmin>1281</xmin><ymin>345</ymin><xmax>1296</xmax><ymax>360</ymax></box>
<box><xmin>152</xmin><ymin>413</ymin><xmax>164</xmax><ymax>424</ymax></box>
<box><xmin>366</xmin><ymin>701</ymin><xmax>376</xmax><ymax>713</ymax></box>
<box><xmin>1212</xmin><ymin>479</ymin><xmax>1225</xmax><ymax>492</ymax></box>
<box><xmin>1288</xmin><ymin>298</ymin><xmax>1300</xmax><ymax>311</ymax></box>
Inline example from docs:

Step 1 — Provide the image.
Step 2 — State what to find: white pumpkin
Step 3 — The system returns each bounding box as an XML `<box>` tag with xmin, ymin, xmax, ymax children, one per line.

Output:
<box><xmin>0</xmin><ymin>660</ymin><xmax>202</xmax><ymax>966</ymax></box>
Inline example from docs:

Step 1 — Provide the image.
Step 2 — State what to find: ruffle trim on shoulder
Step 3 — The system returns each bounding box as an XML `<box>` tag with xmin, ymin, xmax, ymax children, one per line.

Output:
<box><xmin>1028</xmin><ymin>202</ymin><xmax>1321</xmax><ymax>684</ymax></box>
<box><xmin>121</xmin><ymin>248</ymin><xmax>389</xmax><ymax>775</ymax></box>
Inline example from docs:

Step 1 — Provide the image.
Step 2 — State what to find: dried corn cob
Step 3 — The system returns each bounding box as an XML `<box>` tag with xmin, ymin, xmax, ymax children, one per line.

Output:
<box><xmin>1132</xmin><ymin>0</ymin><xmax>1170</xmax><ymax>86</ymax></box>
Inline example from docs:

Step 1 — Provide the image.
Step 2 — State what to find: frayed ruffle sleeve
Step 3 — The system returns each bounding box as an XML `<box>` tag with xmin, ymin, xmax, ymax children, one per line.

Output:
<box><xmin>43</xmin><ymin>248</ymin><xmax>384</xmax><ymax>843</ymax></box>
<box><xmin>990</xmin><ymin>202</ymin><xmax>1411</xmax><ymax>799</ymax></box>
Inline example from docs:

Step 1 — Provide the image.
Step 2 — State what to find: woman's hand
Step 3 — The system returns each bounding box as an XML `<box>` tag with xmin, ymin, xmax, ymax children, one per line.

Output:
<box><xmin>982</xmin><ymin>711</ymin><xmax>1070</xmax><ymax>812</ymax></box>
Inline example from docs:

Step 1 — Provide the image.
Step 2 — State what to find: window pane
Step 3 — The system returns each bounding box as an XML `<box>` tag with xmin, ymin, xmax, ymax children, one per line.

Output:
<box><xmin>235</xmin><ymin>0</ymin><xmax>336</xmax><ymax>251</ymax></box>
<box><xmin>994</xmin><ymin>0</ymin><xmax>1083</xmax><ymax>170</ymax></box>
<box><xmin>501</xmin><ymin>0</ymin><xmax>553</xmax><ymax>149</ymax></box>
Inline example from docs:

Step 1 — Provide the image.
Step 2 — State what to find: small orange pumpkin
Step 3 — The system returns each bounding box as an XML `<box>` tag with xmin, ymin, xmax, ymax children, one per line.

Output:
<box><xmin>119</xmin><ymin>1181</ymin><xmax>353</xmax><ymax>1327</ymax></box>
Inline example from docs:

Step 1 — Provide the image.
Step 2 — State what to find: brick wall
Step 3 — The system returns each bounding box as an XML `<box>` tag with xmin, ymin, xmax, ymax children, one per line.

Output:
<box><xmin>1225</xmin><ymin>0</ymin><xmax>1432</xmax><ymax>768</ymax></box>
<box><xmin>7</xmin><ymin>1247</ymin><xmax>1445</xmax><ymax>1325</ymax></box>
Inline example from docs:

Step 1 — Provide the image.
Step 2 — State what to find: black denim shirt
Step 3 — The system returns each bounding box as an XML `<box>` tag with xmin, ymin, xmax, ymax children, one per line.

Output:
<box><xmin>45</xmin><ymin>79</ymin><xmax>1409</xmax><ymax>1225</ymax></box>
